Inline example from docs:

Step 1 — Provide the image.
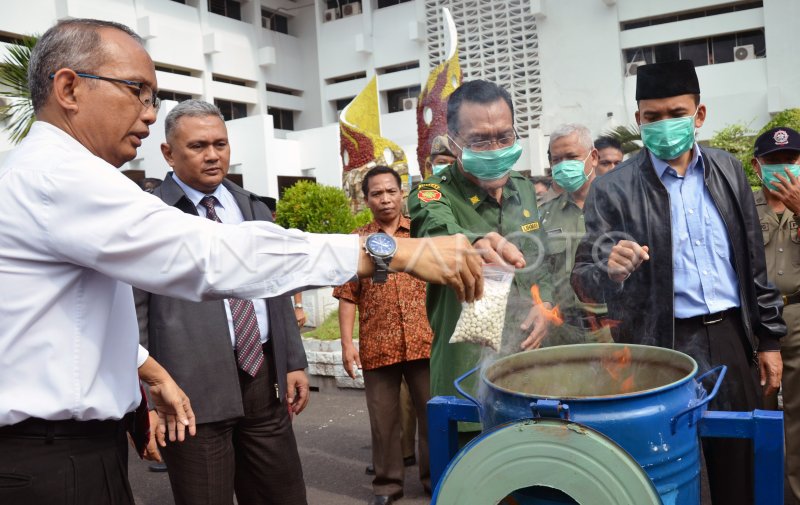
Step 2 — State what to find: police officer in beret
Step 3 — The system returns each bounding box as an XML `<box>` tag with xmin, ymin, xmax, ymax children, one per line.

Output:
<box><xmin>752</xmin><ymin>126</ymin><xmax>800</xmax><ymax>503</ymax></box>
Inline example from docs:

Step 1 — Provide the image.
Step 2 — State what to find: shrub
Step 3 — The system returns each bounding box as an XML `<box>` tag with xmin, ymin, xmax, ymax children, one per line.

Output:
<box><xmin>276</xmin><ymin>180</ymin><xmax>370</xmax><ymax>233</ymax></box>
<box><xmin>708</xmin><ymin>122</ymin><xmax>759</xmax><ymax>187</ymax></box>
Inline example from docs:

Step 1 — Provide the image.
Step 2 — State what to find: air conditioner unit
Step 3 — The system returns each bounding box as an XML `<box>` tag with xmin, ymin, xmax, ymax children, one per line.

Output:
<box><xmin>402</xmin><ymin>97</ymin><xmax>417</xmax><ymax>111</ymax></box>
<box><xmin>323</xmin><ymin>8</ymin><xmax>340</xmax><ymax>22</ymax></box>
<box><xmin>342</xmin><ymin>2</ymin><xmax>362</xmax><ymax>17</ymax></box>
<box><xmin>625</xmin><ymin>60</ymin><xmax>646</xmax><ymax>77</ymax></box>
<box><xmin>733</xmin><ymin>44</ymin><xmax>756</xmax><ymax>61</ymax></box>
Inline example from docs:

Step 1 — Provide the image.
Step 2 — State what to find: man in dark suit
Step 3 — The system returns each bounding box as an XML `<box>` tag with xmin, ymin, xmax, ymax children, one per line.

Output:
<box><xmin>134</xmin><ymin>100</ymin><xmax>308</xmax><ymax>505</ymax></box>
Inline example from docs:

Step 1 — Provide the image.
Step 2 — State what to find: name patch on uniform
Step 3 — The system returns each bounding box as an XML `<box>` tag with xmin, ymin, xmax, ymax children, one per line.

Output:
<box><xmin>419</xmin><ymin>183</ymin><xmax>440</xmax><ymax>190</ymax></box>
<box><xmin>418</xmin><ymin>189</ymin><xmax>442</xmax><ymax>203</ymax></box>
<box><xmin>521</xmin><ymin>221</ymin><xmax>540</xmax><ymax>232</ymax></box>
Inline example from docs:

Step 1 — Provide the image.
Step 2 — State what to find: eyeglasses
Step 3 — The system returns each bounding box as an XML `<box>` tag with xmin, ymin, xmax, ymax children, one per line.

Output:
<box><xmin>49</xmin><ymin>71</ymin><xmax>160</xmax><ymax>111</ymax></box>
<box><xmin>451</xmin><ymin>129</ymin><xmax>518</xmax><ymax>152</ymax></box>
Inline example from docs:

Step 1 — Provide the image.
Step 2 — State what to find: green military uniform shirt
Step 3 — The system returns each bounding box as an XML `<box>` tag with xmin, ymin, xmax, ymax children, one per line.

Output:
<box><xmin>408</xmin><ymin>163</ymin><xmax>553</xmax><ymax>404</ymax></box>
<box><xmin>540</xmin><ymin>192</ymin><xmax>611</xmax><ymax>345</ymax></box>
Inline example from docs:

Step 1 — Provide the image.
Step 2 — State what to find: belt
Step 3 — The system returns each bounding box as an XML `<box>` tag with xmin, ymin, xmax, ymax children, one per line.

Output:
<box><xmin>676</xmin><ymin>307</ymin><xmax>738</xmax><ymax>326</ymax></box>
<box><xmin>562</xmin><ymin>311</ymin><xmax>606</xmax><ymax>331</ymax></box>
<box><xmin>782</xmin><ymin>292</ymin><xmax>800</xmax><ymax>306</ymax></box>
<box><xmin>0</xmin><ymin>416</ymin><xmax>126</xmax><ymax>439</ymax></box>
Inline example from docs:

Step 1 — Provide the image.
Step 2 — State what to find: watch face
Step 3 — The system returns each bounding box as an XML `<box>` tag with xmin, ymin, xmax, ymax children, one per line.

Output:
<box><xmin>367</xmin><ymin>233</ymin><xmax>396</xmax><ymax>257</ymax></box>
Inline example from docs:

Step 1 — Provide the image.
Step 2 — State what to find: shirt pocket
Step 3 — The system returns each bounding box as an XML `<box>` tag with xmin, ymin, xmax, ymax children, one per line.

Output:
<box><xmin>789</xmin><ymin>221</ymin><xmax>800</xmax><ymax>266</ymax></box>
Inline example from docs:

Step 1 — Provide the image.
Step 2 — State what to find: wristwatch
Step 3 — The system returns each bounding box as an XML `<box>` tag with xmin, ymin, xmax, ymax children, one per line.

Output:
<box><xmin>364</xmin><ymin>233</ymin><xmax>397</xmax><ymax>284</ymax></box>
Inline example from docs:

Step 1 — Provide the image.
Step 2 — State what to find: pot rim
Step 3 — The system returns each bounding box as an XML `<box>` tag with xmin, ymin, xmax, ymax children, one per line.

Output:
<box><xmin>480</xmin><ymin>343</ymin><xmax>700</xmax><ymax>402</ymax></box>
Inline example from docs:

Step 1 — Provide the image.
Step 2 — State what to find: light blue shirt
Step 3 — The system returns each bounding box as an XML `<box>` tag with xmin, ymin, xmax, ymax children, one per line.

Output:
<box><xmin>650</xmin><ymin>146</ymin><xmax>741</xmax><ymax>318</ymax></box>
<box><xmin>172</xmin><ymin>173</ymin><xmax>270</xmax><ymax>345</ymax></box>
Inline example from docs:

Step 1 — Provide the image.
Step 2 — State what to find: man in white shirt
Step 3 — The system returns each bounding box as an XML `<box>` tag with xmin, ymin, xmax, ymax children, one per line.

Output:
<box><xmin>0</xmin><ymin>19</ymin><xmax>482</xmax><ymax>504</ymax></box>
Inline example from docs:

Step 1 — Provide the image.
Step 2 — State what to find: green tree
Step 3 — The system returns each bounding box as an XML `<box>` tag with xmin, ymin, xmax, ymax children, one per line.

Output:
<box><xmin>759</xmin><ymin>108</ymin><xmax>800</xmax><ymax>135</ymax></box>
<box><xmin>708</xmin><ymin>122</ymin><xmax>759</xmax><ymax>186</ymax></box>
<box><xmin>276</xmin><ymin>180</ymin><xmax>372</xmax><ymax>233</ymax></box>
<box><xmin>0</xmin><ymin>35</ymin><xmax>37</xmax><ymax>144</ymax></box>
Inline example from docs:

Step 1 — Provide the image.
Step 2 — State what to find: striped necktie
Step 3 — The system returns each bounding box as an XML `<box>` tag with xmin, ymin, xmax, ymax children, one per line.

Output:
<box><xmin>199</xmin><ymin>195</ymin><xmax>263</xmax><ymax>376</ymax></box>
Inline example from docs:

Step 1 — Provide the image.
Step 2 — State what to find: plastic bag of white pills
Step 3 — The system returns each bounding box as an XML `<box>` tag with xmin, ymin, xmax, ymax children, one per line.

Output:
<box><xmin>449</xmin><ymin>264</ymin><xmax>514</xmax><ymax>351</ymax></box>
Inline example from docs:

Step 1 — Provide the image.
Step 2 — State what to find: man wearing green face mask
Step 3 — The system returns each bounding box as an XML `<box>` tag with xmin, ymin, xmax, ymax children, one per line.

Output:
<box><xmin>752</xmin><ymin>126</ymin><xmax>800</xmax><ymax>503</ymax></box>
<box><xmin>540</xmin><ymin>123</ymin><xmax>611</xmax><ymax>346</ymax></box>
<box><xmin>408</xmin><ymin>80</ymin><xmax>554</xmax><ymax>437</ymax></box>
<box><xmin>425</xmin><ymin>135</ymin><xmax>456</xmax><ymax>178</ymax></box>
<box><xmin>572</xmin><ymin>60</ymin><xmax>785</xmax><ymax>505</ymax></box>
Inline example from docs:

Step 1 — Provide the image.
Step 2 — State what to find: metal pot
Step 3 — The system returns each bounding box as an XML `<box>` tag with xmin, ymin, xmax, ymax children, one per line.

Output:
<box><xmin>455</xmin><ymin>343</ymin><xmax>725</xmax><ymax>505</ymax></box>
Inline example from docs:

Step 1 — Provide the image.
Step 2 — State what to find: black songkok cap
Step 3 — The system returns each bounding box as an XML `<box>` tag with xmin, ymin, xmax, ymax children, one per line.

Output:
<box><xmin>635</xmin><ymin>60</ymin><xmax>700</xmax><ymax>100</ymax></box>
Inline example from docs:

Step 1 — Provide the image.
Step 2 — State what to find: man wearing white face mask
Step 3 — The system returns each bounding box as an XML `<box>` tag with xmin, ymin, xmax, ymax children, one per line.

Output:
<box><xmin>540</xmin><ymin>124</ymin><xmax>611</xmax><ymax>345</ymax></box>
<box><xmin>752</xmin><ymin>126</ymin><xmax>800</xmax><ymax>503</ymax></box>
<box><xmin>572</xmin><ymin>60</ymin><xmax>785</xmax><ymax>505</ymax></box>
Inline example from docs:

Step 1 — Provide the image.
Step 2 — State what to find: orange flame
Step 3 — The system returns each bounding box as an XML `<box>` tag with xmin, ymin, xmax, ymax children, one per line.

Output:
<box><xmin>530</xmin><ymin>285</ymin><xmax>563</xmax><ymax>326</ymax></box>
<box><xmin>602</xmin><ymin>346</ymin><xmax>635</xmax><ymax>393</ymax></box>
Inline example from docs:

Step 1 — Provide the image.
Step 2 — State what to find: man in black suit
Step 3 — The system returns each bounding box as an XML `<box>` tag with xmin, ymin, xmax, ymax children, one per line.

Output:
<box><xmin>135</xmin><ymin>100</ymin><xmax>308</xmax><ymax>505</ymax></box>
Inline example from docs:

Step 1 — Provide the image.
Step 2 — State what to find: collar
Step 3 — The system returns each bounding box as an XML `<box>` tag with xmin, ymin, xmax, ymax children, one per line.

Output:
<box><xmin>463</xmin><ymin>173</ymin><xmax>521</xmax><ymax>207</ymax></box>
<box><xmin>365</xmin><ymin>216</ymin><xmax>410</xmax><ymax>235</ymax></box>
<box><xmin>171</xmin><ymin>173</ymin><xmax>227</xmax><ymax>208</ymax></box>
<box><xmin>650</xmin><ymin>143</ymin><xmax>703</xmax><ymax>179</ymax></box>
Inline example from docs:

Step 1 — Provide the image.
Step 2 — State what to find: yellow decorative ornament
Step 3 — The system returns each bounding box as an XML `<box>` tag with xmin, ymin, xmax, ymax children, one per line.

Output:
<box><xmin>340</xmin><ymin>76</ymin><xmax>408</xmax><ymax>213</ymax></box>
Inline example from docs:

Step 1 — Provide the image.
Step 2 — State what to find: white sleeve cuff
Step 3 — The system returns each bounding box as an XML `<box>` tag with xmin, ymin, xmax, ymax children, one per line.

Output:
<box><xmin>136</xmin><ymin>344</ymin><xmax>149</xmax><ymax>368</ymax></box>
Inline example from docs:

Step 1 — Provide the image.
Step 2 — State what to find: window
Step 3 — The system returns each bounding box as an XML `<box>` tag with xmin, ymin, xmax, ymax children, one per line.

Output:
<box><xmin>215</xmin><ymin>99</ymin><xmax>247</xmax><ymax>121</ymax></box>
<box><xmin>326</xmin><ymin>72</ymin><xmax>367</xmax><ymax>85</ymax></box>
<box><xmin>155</xmin><ymin>65</ymin><xmax>192</xmax><ymax>76</ymax></box>
<box><xmin>268</xmin><ymin>107</ymin><xmax>294</xmax><ymax>131</ymax></box>
<box><xmin>262</xmin><ymin>9</ymin><xmax>289</xmax><ymax>35</ymax></box>
<box><xmin>212</xmin><ymin>75</ymin><xmax>249</xmax><ymax>87</ymax></box>
<box><xmin>621</xmin><ymin>2</ymin><xmax>763</xmax><ymax>31</ymax></box>
<box><xmin>266</xmin><ymin>85</ymin><xmax>301</xmax><ymax>96</ymax></box>
<box><xmin>623</xmin><ymin>28</ymin><xmax>765</xmax><ymax>72</ymax></box>
<box><xmin>335</xmin><ymin>97</ymin><xmax>355</xmax><ymax>114</ymax></box>
<box><xmin>208</xmin><ymin>0</ymin><xmax>240</xmax><ymax>20</ymax></box>
<box><xmin>386</xmin><ymin>86</ymin><xmax>421</xmax><ymax>113</ymax></box>
<box><xmin>376</xmin><ymin>61</ymin><xmax>420</xmax><ymax>75</ymax></box>
<box><xmin>157</xmin><ymin>90</ymin><xmax>192</xmax><ymax>102</ymax></box>
<box><xmin>679</xmin><ymin>38</ymin><xmax>709</xmax><ymax>68</ymax></box>
<box><xmin>0</xmin><ymin>32</ymin><xmax>24</xmax><ymax>45</ymax></box>
<box><xmin>377</xmin><ymin>0</ymin><xmax>412</xmax><ymax>8</ymax></box>
<box><xmin>326</xmin><ymin>0</ymin><xmax>359</xmax><ymax>7</ymax></box>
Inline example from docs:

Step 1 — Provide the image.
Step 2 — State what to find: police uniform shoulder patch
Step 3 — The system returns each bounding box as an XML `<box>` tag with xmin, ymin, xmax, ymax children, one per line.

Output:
<box><xmin>418</xmin><ymin>189</ymin><xmax>442</xmax><ymax>203</ymax></box>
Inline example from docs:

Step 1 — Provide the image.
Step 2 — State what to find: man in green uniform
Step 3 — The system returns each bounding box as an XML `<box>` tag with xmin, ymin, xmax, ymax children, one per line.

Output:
<box><xmin>408</xmin><ymin>79</ymin><xmax>554</xmax><ymax>408</ymax></box>
<box><xmin>751</xmin><ymin>126</ymin><xmax>800</xmax><ymax>503</ymax></box>
<box><xmin>540</xmin><ymin>124</ymin><xmax>611</xmax><ymax>345</ymax></box>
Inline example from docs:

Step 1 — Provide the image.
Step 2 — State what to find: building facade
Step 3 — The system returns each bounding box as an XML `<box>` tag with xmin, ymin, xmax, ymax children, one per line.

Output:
<box><xmin>1</xmin><ymin>0</ymin><xmax>797</xmax><ymax>196</ymax></box>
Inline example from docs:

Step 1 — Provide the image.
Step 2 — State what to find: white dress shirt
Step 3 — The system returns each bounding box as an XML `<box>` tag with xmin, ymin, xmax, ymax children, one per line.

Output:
<box><xmin>0</xmin><ymin>122</ymin><xmax>359</xmax><ymax>425</ymax></box>
<box><xmin>171</xmin><ymin>173</ymin><xmax>269</xmax><ymax>346</ymax></box>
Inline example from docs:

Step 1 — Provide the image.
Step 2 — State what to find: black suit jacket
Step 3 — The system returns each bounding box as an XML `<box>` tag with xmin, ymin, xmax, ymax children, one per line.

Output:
<box><xmin>135</xmin><ymin>173</ymin><xmax>308</xmax><ymax>424</ymax></box>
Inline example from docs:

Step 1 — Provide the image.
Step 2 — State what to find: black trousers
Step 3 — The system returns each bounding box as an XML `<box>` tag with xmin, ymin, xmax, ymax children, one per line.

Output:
<box><xmin>160</xmin><ymin>345</ymin><xmax>307</xmax><ymax>505</ymax></box>
<box><xmin>674</xmin><ymin>308</ymin><xmax>761</xmax><ymax>505</ymax></box>
<box><xmin>0</xmin><ymin>418</ymin><xmax>133</xmax><ymax>505</ymax></box>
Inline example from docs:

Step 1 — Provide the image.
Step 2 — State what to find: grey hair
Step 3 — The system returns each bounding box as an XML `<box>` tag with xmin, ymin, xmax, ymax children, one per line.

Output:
<box><xmin>164</xmin><ymin>100</ymin><xmax>225</xmax><ymax>142</ymax></box>
<box><xmin>28</xmin><ymin>18</ymin><xmax>144</xmax><ymax>113</ymax></box>
<box><xmin>549</xmin><ymin>123</ymin><xmax>594</xmax><ymax>152</ymax></box>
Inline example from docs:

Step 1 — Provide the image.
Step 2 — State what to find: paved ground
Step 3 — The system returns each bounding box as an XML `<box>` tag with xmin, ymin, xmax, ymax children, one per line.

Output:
<box><xmin>129</xmin><ymin>388</ymin><xmax>430</xmax><ymax>505</ymax></box>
